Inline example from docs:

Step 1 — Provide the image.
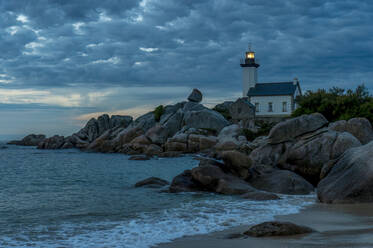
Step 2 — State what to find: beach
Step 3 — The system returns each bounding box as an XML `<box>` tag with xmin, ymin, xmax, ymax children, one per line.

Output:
<box><xmin>157</xmin><ymin>202</ymin><xmax>373</xmax><ymax>248</ymax></box>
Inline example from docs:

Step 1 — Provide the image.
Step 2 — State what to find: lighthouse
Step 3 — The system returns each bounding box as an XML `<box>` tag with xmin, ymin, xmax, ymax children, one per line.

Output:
<box><xmin>240</xmin><ymin>46</ymin><xmax>302</xmax><ymax>118</ymax></box>
<box><xmin>240</xmin><ymin>47</ymin><xmax>260</xmax><ymax>97</ymax></box>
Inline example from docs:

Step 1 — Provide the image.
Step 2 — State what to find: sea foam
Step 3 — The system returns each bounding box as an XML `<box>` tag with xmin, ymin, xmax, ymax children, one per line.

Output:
<box><xmin>3</xmin><ymin>194</ymin><xmax>314</xmax><ymax>248</ymax></box>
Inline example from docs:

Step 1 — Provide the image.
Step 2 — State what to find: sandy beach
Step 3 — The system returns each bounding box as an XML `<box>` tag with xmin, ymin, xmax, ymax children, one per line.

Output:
<box><xmin>156</xmin><ymin>202</ymin><xmax>373</xmax><ymax>248</ymax></box>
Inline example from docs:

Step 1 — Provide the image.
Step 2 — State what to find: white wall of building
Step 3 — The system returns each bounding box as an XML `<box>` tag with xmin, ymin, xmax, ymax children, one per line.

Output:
<box><xmin>242</xmin><ymin>67</ymin><xmax>257</xmax><ymax>97</ymax></box>
<box><xmin>249</xmin><ymin>95</ymin><xmax>293</xmax><ymax>116</ymax></box>
<box><xmin>293</xmin><ymin>85</ymin><xmax>301</xmax><ymax>110</ymax></box>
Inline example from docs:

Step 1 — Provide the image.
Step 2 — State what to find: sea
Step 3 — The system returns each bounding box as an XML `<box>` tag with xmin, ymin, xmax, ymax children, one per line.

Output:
<box><xmin>0</xmin><ymin>141</ymin><xmax>314</xmax><ymax>248</ymax></box>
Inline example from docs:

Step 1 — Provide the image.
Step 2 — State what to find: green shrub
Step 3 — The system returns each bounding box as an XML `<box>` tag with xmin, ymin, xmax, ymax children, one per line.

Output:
<box><xmin>154</xmin><ymin>105</ymin><xmax>165</xmax><ymax>122</ymax></box>
<box><xmin>292</xmin><ymin>84</ymin><xmax>373</xmax><ymax>123</ymax></box>
<box><xmin>212</xmin><ymin>107</ymin><xmax>232</xmax><ymax>120</ymax></box>
<box><xmin>242</xmin><ymin>129</ymin><xmax>257</xmax><ymax>141</ymax></box>
<box><xmin>243</xmin><ymin>121</ymin><xmax>275</xmax><ymax>141</ymax></box>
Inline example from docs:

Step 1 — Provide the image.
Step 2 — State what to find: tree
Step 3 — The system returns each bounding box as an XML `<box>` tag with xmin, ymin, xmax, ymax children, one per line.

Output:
<box><xmin>292</xmin><ymin>84</ymin><xmax>373</xmax><ymax>123</ymax></box>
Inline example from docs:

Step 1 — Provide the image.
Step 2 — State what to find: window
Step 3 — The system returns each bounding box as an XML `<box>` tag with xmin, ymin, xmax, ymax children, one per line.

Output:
<box><xmin>255</xmin><ymin>103</ymin><xmax>259</xmax><ymax>112</ymax></box>
<box><xmin>282</xmin><ymin>102</ymin><xmax>287</xmax><ymax>112</ymax></box>
<box><xmin>268</xmin><ymin>102</ymin><xmax>273</xmax><ymax>112</ymax></box>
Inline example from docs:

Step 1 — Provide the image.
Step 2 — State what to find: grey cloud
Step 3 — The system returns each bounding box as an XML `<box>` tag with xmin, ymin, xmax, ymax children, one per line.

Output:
<box><xmin>0</xmin><ymin>0</ymin><xmax>372</xmax><ymax>90</ymax></box>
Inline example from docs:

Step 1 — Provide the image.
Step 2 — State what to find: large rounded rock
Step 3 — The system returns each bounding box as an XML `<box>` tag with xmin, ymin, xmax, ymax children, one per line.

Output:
<box><xmin>191</xmin><ymin>165</ymin><xmax>258</xmax><ymax>195</ymax></box>
<box><xmin>244</xmin><ymin>221</ymin><xmax>314</xmax><ymax>237</ymax></box>
<box><xmin>135</xmin><ymin>177</ymin><xmax>169</xmax><ymax>188</ymax></box>
<box><xmin>162</xmin><ymin>110</ymin><xmax>184</xmax><ymax>137</ymax></box>
<box><xmin>249</xmin><ymin>142</ymin><xmax>290</xmax><ymax>167</ymax></box>
<box><xmin>199</xmin><ymin>136</ymin><xmax>218</xmax><ymax>150</ymax></box>
<box><xmin>110</xmin><ymin>115</ymin><xmax>133</xmax><ymax>128</ymax></box>
<box><xmin>165</xmin><ymin>141</ymin><xmax>187</xmax><ymax>152</ymax></box>
<box><xmin>187</xmin><ymin>88</ymin><xmax>203</xmax><ymax>102</ymax></box>
<box><xmin>132</xmin><ymin>112</ymin><xmax>156</xmax><ymax>132</ymax></box>
<box><xmin>221</xmin><ymin>150</ymin><xmax>252</xmax><ymax>179</ymax></box>
<box><xmin>97</xmin><ymin>114</ymin><xmax>111</xmax><ymax>136</ymax></box>
<box><xmin>329</xmin><ymin>118</ymin><xmax>373</xmax><ymax>145</ymax></box>
<box><xmin>184</xmin><ymin>109</ymin><xmax>229</xmax><ymax>133</ymax></box>
<box><xmin>248</xmin><ymin>168</ymin><xmax>314</xmax><ymax>195</ymax></box>
<box><xmin>169</xmin><ymin>170</ymin><xmax>200</xmax><ymax>193</ymax></box>
<box><xmin>145</xmin><ymin>144</ymin><xmax>163</xmax><ymax>156</ymax></box>
<box><xmin>130</xmin><ymin>135</ymin><xmax>151</xmax><ymax>151</ymax></box>
<box><xmin>112</xmin><ymin>127</ymin><xmax>144</xmax><ymax>147</ymax></box>
<box><xmin>145</xmin><ymin>125</ymin><xmax>169</xmax><ymax>145</ymax></box>
<box><xmin>268</xmin><ymin>113</ymin><xmax>328</xmax><ymax>144</ymax></box>
<box><xmin>317</xmin><ymin>141</ymin><xmax>373</xmax><ymax>203</ymax></box>
<box><xmin>85</xmin><ymin>129</ymin><xmax>115</xmax><ymax>152</ymax></box>
<box><xmin>283</xmin><ymin>131</ymin><xmax>361</xmax><ymax>185</ymax></box>
<box><xmin>218</xmin><ymin>124</ymin><xmax>242</xmax><ymax>142</ymax></box>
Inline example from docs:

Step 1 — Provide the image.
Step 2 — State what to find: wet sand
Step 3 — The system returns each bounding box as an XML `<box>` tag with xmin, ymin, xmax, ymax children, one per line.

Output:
<box><xmin>156</xmin><ymin>202</ymin><xmax>373</xmax><ymax>248</ymax></box>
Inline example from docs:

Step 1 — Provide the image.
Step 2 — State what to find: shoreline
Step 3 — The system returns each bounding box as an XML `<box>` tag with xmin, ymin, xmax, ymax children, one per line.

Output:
<box><xmin>156</xmin><ymin>202</ymin><xmax>373</xmax><ymax>248</ymax></box>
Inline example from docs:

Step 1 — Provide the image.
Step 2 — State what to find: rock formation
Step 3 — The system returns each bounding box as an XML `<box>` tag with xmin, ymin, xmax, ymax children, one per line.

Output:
<box><xmin>317</xmin><ymin>141</ymin><xmax>373</xmax><ymax>203</ymax></box>
<box><xmin>244</xmin><ymin>221</ymin><xmax>314</xmax><ymax>237</ymax></box>
<box><xmin>187</xmin><ymin>88</ymin><xmax>203</xmax><ymax>102</ymax></box>
<box><xmin>8</xmin><ymin>134</ymin><xmax>46</xmax><ymax>146</ymax></box>
<box><xmin>12</xmin><ymin>88</ymin><xmax>373</xmax><ymax>203</ymax></box>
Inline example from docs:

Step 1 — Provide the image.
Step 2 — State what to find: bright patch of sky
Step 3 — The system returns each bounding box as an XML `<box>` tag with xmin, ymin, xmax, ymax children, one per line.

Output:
<box><xmin>16</xmin><ymin>14</ymin><xmax>28</xmax><ymax>23</ymax></box>
<box><xmin>91</xmin><ymin>56</ymin><xmax>121</xmax><ymax>65</ymax></box>
<box><xmin>139</xmin><ymin>47</ymin><xmax>159</xmax><ymax>52</ymax></box>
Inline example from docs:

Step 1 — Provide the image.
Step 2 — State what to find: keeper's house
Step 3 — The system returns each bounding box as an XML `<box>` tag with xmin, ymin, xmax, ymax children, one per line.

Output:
<box><xmin>240</xmin><ymin>48</ymin><xmax>302</xmax><ymax>117</ymax></box>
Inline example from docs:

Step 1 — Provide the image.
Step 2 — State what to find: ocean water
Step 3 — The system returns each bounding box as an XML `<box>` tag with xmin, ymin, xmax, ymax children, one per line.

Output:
<box><xmin>0</xmin><ymin>142</ymin><xmax>315</xmax><ymax>248</ymax></box>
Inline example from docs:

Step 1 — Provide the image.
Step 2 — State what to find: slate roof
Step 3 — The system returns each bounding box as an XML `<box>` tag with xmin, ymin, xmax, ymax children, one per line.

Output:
<box><xmin>247</xmin><ymin>82</ymin><xmax>298</xmax><ymax>96</ymax></box>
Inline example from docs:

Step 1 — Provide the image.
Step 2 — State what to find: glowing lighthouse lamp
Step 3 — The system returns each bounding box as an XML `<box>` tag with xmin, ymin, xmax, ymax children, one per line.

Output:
<box><xmin>240</xmin><ymin>47</ymin><xmax>260</xmax><ymax>97</ymax></box>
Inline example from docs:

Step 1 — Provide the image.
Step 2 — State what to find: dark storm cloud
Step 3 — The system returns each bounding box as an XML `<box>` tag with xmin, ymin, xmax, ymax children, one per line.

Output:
<box><xmin>0</xmin><ymin>0</ymin><xmax>372</xmax><ymax>91</ymax></box>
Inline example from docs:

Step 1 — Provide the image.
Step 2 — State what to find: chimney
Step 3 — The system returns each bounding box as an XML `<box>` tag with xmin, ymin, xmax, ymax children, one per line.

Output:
<box><xmin>293</xmin><ymin>77</ymin><xmax>298</xmax><ymax>85</ymax></box>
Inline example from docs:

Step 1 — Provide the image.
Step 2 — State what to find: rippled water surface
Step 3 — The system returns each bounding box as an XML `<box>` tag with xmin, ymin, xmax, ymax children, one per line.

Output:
<box><xmin>0</xmin><ymin>142</ymin><xmax>314</xmax><ymax>248</ymax></box>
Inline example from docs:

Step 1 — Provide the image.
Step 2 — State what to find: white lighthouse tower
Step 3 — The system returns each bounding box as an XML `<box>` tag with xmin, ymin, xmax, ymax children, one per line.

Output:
<box><xmin>240</xmin><ymin>47</ymin><xmax>260</xmax><ymax>97</ymax></box>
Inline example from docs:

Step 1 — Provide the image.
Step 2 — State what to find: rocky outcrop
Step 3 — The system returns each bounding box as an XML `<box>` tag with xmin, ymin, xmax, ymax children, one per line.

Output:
<box><xmin>183</xmin><ymin>109</ymin><xmax>229</xmax><ymax>133</ymax></box>
<box><xmin>317</xmin><ymin>141</ymin><xmax>373</xmax><ymax>203</ymax></box>
<box><xmin>169</xmin><ymin>170</ymin><xmax>201</xmax><ymax>193</ymax></box>
<box><xmin>282</xmin><ymin>131</ymin><xmax>361</xmax><ymax>184</ymax></box>
<box><xmin>190</xmin><ymin>164</ymin><xmax>257</xmax><ymax>195</ymax></box>
<box><xmin>329</xmin><ymin>118</ymin><xmax>373</xmax><ymax>144</ymax></box>
<box><xmin>169</xmin><ymin>160</ymin><xmax>276</xmax><ymax>197</ymax></box>
<box><xmin>131</xmin><ymin>112</ymin><xmax>156</xmax><ymax>132</ymax></box>
<box><xmin>244</xmin><ymin>221</ymin><xmax>314</xmax><ymax>237</ymax></box>
<box><xmin>249</xmin><ymin>142</ymin><xmax>290</xmax><ymax>167</ymax></box>
<box><xmin>187</xmin><ymin>88</ymin><xmax>203</xmax><ymax>102</ymax></box>
<box><xmin>74</xmin><ymin>114</ymin><xmax>133</xmax><ymax>146</ymax></box>
<box><xmin>145</xmin><ymin>125</ymin><xmax>169</xmax><ymax>145</ymax></box>
<box><xmin>214</xmin><ymin>124</ymin><xmax>247</xmax><ymax>151</ymax></box>
<box><xmin>248</xmin><ymin>114</ymin><xmax>362</xmax><ymax>185</ymax></box>
<box><xmin>37</xmin><ymin>135</ymin><xmax>66</xmax><ymax>149</ymax></box>
<box><xmin>268</xmin><ymin>113</ymin><xmax>328</xmax><ymax>144</ymax></box>
<box><xmin>248</xmin><ymin>168</ymin><xmax>314</xmax><ymax>195</ymax></box>
<box><xmin>110</xmin><ymin>115</ymin><xmax>133</xmax><ymax>128</ymax></box>
<box><xmin>221</xmin><ymin>150</ymin><xmax>252</xmax><ymax>179</ymax></box>
<box><xmin>165</xmin><ymin>128</ymin><xmax>217</xmax><ymax>153</ymax></box>
<box><xmin>8</xmin><ymin>134</ymin><xmax>46</xmax><ymax>146</ymax></box>
<box><xmin>134</xmin><ymin>177</ymin><xmax>169</xmax><ymax>188</ymax></box>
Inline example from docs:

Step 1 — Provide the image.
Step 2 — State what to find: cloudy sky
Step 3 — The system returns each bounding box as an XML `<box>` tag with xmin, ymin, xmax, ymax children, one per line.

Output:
<box><xmin>1</xmin><ymin>0</ymin><xmax>372</xmax><ymax>139</ymax></box>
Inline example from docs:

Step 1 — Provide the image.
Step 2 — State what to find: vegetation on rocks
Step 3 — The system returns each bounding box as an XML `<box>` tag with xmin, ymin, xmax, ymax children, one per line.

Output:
<box><xmin>212</xmin><ymin>106</ymin><xmax>232</xmax><ymax>120</ymax></box>
<box><xmin>242</xmin><ymin>121</ymin><xmax>275</xmax><ymax>141</ymax></box>
<box><xmin>293</xmin><ymin>84</ymin><xmax>373</xmax><ymax>123</ymax></box>
<box><xmin>153</xmin><ymin>105</ymin><xmax>165</xmax><ymax>122</ymax></box>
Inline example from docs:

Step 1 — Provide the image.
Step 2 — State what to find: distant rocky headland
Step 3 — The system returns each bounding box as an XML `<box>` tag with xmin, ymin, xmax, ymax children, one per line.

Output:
<box><xmin>9</xmin><ymin>89</ymin><xmax>373</xmax><ymax>205</ymax></box>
